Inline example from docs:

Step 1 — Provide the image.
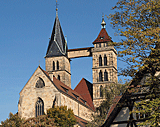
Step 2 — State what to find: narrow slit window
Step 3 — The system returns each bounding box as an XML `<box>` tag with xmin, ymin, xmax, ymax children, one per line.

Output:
<box><xmin>99</xmin><ymin>55</ymin><xmax>102</xmax><ymax>66</ymax></box>
<box><xmin>53</xmin><ymin>61</ymin><xmax>55</xmax><ymax>70</ymax></box>
<box><xmin>104</xmin><ymin>70</ymin><xmax>108</xmax><ymax>81</ymax></box>
<box><xmin>104</xmin><ymin>55</ymin><xmax>107</xmax><ymax>66</ymax></box>
<box><xmin>100</xmin><ymin>85</ymin><xmax>103</xmax><ymax>97</ymax></box>
<box><xmin>99</xmin><ymin>70</ymin><xmax>103</xmax><ymax>82</ymax></box>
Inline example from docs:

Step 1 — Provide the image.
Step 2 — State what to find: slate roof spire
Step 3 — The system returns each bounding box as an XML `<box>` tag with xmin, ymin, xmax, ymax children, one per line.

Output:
<box><xmin>46</xmin><ymin>2</ymin><xmax>67</xmax><ymax>57</ymax></box>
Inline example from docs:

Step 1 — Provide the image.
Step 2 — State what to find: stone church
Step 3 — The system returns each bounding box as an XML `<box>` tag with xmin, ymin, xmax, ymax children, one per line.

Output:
<box><xmin>18</xmin><ymin>7</ymin><xmax>117</xmax><ymax>126</ymax></box>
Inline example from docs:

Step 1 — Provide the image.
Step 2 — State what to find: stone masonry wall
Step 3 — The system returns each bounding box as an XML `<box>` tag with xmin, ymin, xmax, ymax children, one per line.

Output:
<box><xmin>60</xmin><ymin>94</ymin><xmax>92</xmax><ymax>121</ymax></box>
<box><xmin>45</xmin><ymin>56</ymin><xmax>71</xmax><ymax>87</ymax></box>
<box><xmin>18</xmin><ymin>68</ymin><xmax>59</xmax><ymax>119</ymax></box>
<box><xmin>92</xmin><ymin>44</ymin><xmax>118</xmax><ymax>107</ymax></box>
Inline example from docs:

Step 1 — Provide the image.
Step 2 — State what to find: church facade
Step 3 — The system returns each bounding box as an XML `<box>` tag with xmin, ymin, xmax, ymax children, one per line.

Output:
<box><xmin>18</xmin><ymin>9</ymin><xmax>117</xmax><ymax>125</ymax></box>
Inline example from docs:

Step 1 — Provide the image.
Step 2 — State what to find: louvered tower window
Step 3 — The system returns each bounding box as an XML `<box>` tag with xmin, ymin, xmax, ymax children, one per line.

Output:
<box><xmin>99</xmin><ymin>70</ymin><xmax>103</xmax><ymax>82</ymax></box>
<box><xmin>57</xmin><ymin>61</ymin><xmax>59</xmax><ymax>70</ymax></box>
<box><xmin>35</xmin><ymin>98</ymin><xmax>44</xmax><ymax>117</ymax></box>
<box><xmin>100</xmin><ymin>85</ymin><xmax>103</xmax><ymax>97</ymax></box>
<box><xmin>104</xmin><ymin>70</ymin><xmax>108</xmax><ymax>81</ymax></box>
<box><xmin>104</xmin><ymin>55</ymin><xmax>107</xmax><ymax>66</ymax></box>
<box><xmin>53</xmin><ymin>61</ymin><xmax>55</xmax><ymax>70</ymax></box>
<box><xmin>99</xmin><ymin>55</ymin><xmax>102</xmax><ymax>66</ymax></box>
<box><xmin>58</xmin><ymin>75</ymin><xmax>60</xmax><ymax>81</ymax></box>
<box><xmin>36</xmin><ymin>78</ymin><xmax>45</xmax><ymax>88</ymax></box>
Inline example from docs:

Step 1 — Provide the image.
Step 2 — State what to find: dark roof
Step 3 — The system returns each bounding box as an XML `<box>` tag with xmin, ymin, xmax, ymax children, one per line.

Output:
<box><xmin>46</xmin><ymin>15</ymin><xmax>67</xmax><ymax>57</ymax></box>
<box><xmin>92</xmin><ymin>28</ymin><xmax>112</xmax><ymax>44</ymax></box>
<box><xmin>74</xmin><ymin>78</ymin><xmax>95</xmax><ymax>111</ymax></box>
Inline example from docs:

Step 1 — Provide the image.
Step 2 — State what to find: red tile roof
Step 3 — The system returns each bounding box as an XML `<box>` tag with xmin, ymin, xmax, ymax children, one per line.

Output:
<box><xmin>93</xmin><ymin>28</ymin><xmax>112</xmax><ymax>44</ymax></box>
<box><xmin>74</xmin><ymin>78</ymin><xmax>95</xmax><ymax>111</ymax></box>
<box><xmin>52</xmin><ymin>77</ymin><xmax>95</xmax><ymax>111</ymax></box>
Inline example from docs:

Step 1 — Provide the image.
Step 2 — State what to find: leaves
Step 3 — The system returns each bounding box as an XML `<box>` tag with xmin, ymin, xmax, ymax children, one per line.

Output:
<box><xmin>47</xmin><ymin>106</ymin><xmax>76</xmax><ymax>127</ymax></box>
<box><xmin>87</xmin><ymin>82</ymin><xmax>129</xmax><ymax>127</ymax></box>
<box><xmin>108</xmin><ymin>0</ymin><xmax>160</xmax><ymax>126</ymax></box>
<box><xmin>1</xmin><ymin>106</ymin><xmax>76</xmax><ymax>127</ymax></box>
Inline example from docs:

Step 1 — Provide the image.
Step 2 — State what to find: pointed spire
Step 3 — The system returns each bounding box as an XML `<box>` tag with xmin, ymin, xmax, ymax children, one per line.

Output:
<box><xmin>45</xmin><ymin>1</ymin><xmax>68</xmax><ymax>58</ymax></box>
<box><xmin>101</xmin><ymin>14</ymin><xmax>106</xmax><ymax>29</ymax></box>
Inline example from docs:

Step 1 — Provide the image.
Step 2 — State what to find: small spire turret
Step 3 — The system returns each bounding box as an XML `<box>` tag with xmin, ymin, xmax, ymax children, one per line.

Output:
<box><xmin>101</xmin><ymin>15</ymin><xmax>106</xmax><ymax>29</ymax></box>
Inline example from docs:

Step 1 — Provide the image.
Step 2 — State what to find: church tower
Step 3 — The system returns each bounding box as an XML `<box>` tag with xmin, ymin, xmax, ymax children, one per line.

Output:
<box><xmin>45</xmin><ymin>8</ymin><xmax>71</xmax><ymax>88</ymax></box>
<box><xmin>92</xmin><ymin>17</ymin><xmax>117</xmax><ymax>107</ymax></box>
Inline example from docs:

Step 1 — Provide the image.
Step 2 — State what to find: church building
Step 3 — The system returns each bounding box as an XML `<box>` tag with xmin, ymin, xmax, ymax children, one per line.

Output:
<box><xmin>18</xmin><ymin>7</ymin><xmax>117</xmax><ymax>126</ymax></box>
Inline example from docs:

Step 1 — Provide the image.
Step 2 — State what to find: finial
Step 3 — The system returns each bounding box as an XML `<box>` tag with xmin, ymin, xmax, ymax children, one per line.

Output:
<box><xmin>56</xmin><ymin>0</ymin><xmax>59</xmax><ymax>17</ymax></box>
<box><xmin>101</xmin><ymin>13</ymin><xmax>106</xmax><ymax>29</ymax></box>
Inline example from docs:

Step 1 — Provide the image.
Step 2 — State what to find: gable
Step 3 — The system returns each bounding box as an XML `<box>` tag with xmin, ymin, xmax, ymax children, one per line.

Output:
<box><xmin>19</xmin><ymin>66</ymin><xmax>58</xmax><ymax>95</ymax></box>
<box><xmin>74</xmin><ymin>78</ymin><xmax>95</xmax><ymax>111</ymax></box>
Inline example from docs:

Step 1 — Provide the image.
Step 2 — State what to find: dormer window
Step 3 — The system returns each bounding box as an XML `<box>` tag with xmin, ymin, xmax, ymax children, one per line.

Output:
<box><xmin>60</xmin><ymin>85</ymin><xmax>69</xmax><ymax>94</ymax></box>
<box><xmin>100</xmin><ymin>37</ymin><xmax>104</xmax><ymax>40</ymax></box>
<box><xmin>72</xmin><ymin>93</ymin><xmax>79</xmax><ymax>100</ymax></box>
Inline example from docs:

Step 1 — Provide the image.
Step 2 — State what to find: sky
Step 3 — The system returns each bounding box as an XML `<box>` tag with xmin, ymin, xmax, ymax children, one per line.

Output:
<box><xmin>0</xmin><ymin>0</ymin><xmax>126</xmax><ymax>122</ymax></box>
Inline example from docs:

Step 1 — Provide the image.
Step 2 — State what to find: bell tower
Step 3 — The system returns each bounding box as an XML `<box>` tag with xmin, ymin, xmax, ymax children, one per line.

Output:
<box><xmin>91</xmin><ymin>17</ymin><xmax>118</xmax><ymax>107</ymax></box>
<box><xmin>45</xmin><ymin>7</ymin><xmax>71</xmax><ymax>88</ymax></box>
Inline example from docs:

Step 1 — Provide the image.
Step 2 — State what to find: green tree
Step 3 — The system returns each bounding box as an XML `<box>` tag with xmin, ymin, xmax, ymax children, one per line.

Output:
<box><xmin>47</xmin><ymin>106</ymin><xmax>76</xmax><ymax>127</ymax></box>
<box><xmin>1</xmin><ymin>112</ymin><xmax>23</xmax><ymax>127</ymax></box>
<box><xmin>87</xmin><ymin>82</ymin><xmax>129</xmax><ymax>127</ymax></box>
<box><xmin>109</xmin><ymin>0</ymin><xmax>160</xmax><ymax>126</ymax></box>
<box><xmin>23</xmin><ymin>115</ymin><xmax>56</xmax><ymax>127</ymax></box>
<box><xmin>1</xmin><ymin>106</ymin><xmax>76</xmax><ymax>127</ymax></box>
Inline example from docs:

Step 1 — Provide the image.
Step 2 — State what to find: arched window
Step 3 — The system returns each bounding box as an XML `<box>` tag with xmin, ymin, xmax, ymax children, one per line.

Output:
<box><xmin>99</xmin><ymin>55</ymin><xmax>102</xmax><ymax>66</ymax></box>
<box><xmin>57</xmin><ymin>61</ymin><xmax>59</xmax><ymax>70</ymax></box>
<box><xmin>58</xmin><ymin>75</ymin><xmax>60</xmax><ymax>81</ymax></box>
<box><xmin>100</xmin><ymin>85</ymin><xmax>103</xmax><ymax>97</ymax></box>
<box><xmin>36</xmin><ymin>77</ymin><xmax>45</xmax><ymax>88</ymax></box>
<box><xmin>99</xmin><ymin>70</ymin><xmax>103</xmax><ymax>82</ymax></box>
<box><xmin>104</xmin><ymin>70</ymin><xmax>108</xmax><ymax>81</ymax></box>
<box><xmin>104</xmin><ymin>55</ymin><xmax>107</xmax><ymax>66</ymax></box>
<box><xmin>35</xmin><ymin>98</ymin><xmax>44</xmax><ymax>117</ymax></box>
<box><xmin>53</xmin><ymin>61</ymin><xmax>55</xmax><ymax>70</ymax></box>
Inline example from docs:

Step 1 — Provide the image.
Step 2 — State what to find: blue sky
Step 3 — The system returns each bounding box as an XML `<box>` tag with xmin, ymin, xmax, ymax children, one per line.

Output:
<box><xmin>0</xmin><ymin>0</ymin><xmax>126</xmax><ymax>122</ymax></box>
